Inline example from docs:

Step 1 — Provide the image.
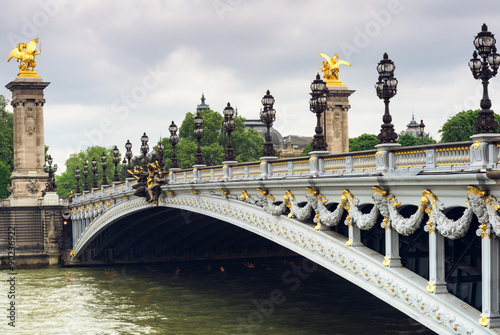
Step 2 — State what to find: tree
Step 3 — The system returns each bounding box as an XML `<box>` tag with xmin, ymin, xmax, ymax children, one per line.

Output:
<box><xmin>55</xmin><ymin>146</ymin><xmax>124</xmax><ymax>197</ymax></box>
<box><xmin>300</xmin><ymin>141</ymin><xmax>312</xmax><ymax>156</ymax></box>
<box><xmin>0</xmin><ymin>95</ymin><xmax>13</xmax><ymax>199</ymax></box>
<box><xmin>161</xmin><ymin>109</ymin><xmax>264</xmax><ymax>169</ymax></box>
<box><xmin>439</xmin><ymin>109</ymin><xmax>500</xmax><ymax>143</ymax></box>
<box><xmin>397</xmin><ymin>134</ymin><xmax>437</xmax><ymax>147</ymax></box>
<box><xmin>349</xmin><ymin>134</ymin><xmax>379</xmax><ymax>152</ymax></box>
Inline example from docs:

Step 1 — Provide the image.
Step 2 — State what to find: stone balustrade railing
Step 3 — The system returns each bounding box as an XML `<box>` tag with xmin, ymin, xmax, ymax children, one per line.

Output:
<box><xmin>71</xmin><ymin>139</ymin><xmax>500</xmax><ymax>205</ymax></box>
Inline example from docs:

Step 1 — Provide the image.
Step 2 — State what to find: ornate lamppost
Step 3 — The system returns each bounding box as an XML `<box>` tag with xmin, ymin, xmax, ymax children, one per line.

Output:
<box><xmin>75</xmin><ymin>166</ymin><xmax>81</xmax><ymax>194</ymax></box>
<box><xmin>157</xmin><ymin>141</ymin><xmax>165</xmax><ymax>172</ymax></box>
<box><xmin>375</xmin><ymin>53</ymin><xmax>399</xmax><ymax>143</ymax></box>
<box><xmin>469</xmin><ymin>24</ymin><xmax>500</xmax><ymax>133</ymax></box>
<box><xmin>112</xmin><ymin>146</ymin><xmax>120</xmax><ymax>182</ymax></box>
<box><xmin>309</xmin><ymin>74</ymin><xmax>328</xmax><ymax>151</ymax></box>
<box><xmin>141</xmin><ymin>132</ymin><xmax>149</xmax><ymax>170</ymax></box>
<box><xmin>43</xmin><ymin>155</ymin><xmax>58</xmax><ymax>192</ymax></box>
<box><xmin>169</xmin><ymin>121</ymin><xmax>180</xmax><ymax>169</ymax></box>
<box><xmin>91</xmin><ymin>157</ymin><xmax>98</xmax><ymax>189</ymax></box>
<box><xmin>83</xmin><ymin>160</ymin><xmax>89</xmax><ymax>192</ymax></box>
<box><xmin>260</xmin><ymin>90</ymin><xmax>277</xmax><ymax>157</ymax></box>
<box><xmin>419</xmin><ymin>119</ymin><xmax>425</xmax><ymax>145</ymax></box>
<box><xmin>223</xmin><ymin>102</ymin><xmax>236</xmax><ymax>161</ymax></box>
<box><xmin>101</xmin><ymin>152</ymin><xmax>109</xmax><ymax>186</ymax></box>
<box><xmin>193</xmin><ymin>112</ymin><xmax>205</xmax><ymax>165</ymax></box>
<box><xmin>125</xmin><ymin>139</ymin><xmax>133</xmax><ymax>178</ymax></box>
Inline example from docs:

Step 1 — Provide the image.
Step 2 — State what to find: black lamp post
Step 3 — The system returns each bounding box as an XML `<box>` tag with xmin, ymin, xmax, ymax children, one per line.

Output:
<box><xmin>223</xmin><ymin>102</ymin><xmax>236</xmax><ymax>161</ymax></box>
<box><xmin>91</xmin><ymin>157</ymin><xmax>98</xmax><ymax>189</ymax></box>
<box><xmin>83</xmin><ymin>160</ymin><xmax>89</xmax><ymax>192</ymax></box>
<box><xmin>260</xmin><ymin>90</ymin><xmax>277</xmax><ymax>157</ymax></box>
<box><xmin>419</xmin><ymin>119</ymin><xmax>425</xmax><ymax>145</ymax></box>
<box><xmin>309</xmin><ymin>74</ymin><xmax>328</xmax><ymax>151</ymax></box>
<box><xmin>141</xmin><ymin>132</ymin><xmax>149</xmax><ymax>170</ymax></box>
<box><xmin>125</xmin><ymin>139</ymin><xmax>133</xmax><ymax>178</ymax></box>
<box><xmin>194</xmin><ymin>112</ymin><xmax>205</xmax><ymax>165</ymax></box>
<box><xmin>101</xmin><ymin>152</ymin><xmax>109</xmax><ymax>186</ymax></box>
<box><xmin>112</xmin><ymin>146</ymin><xmax>120</xmax><ymax>182</ymax></box>
<box><xmin>157</xmin><ymin>141</ymin><xmax>165</xmax><ymax>172</ymax></box>
<box><xmin>43</xmin><ymin>155</ymin><xmax>58</xmax><ymax>192</ymax></box>
<box><xmin>169</xmin><ymin>121</ymin><xmax>180</xmax><ymax>169</ymax></box>
<box><xmin>75</xmin><ymin>166</ymin><xmax>81</xmax><ymax>194</ymax></box>
<box><xmin>469</xmin><ymin>24</ymin><xmax>500</xmax><ymax>133</ymax></box>
<box><xmin>375</xmin><ymin>53</ymin><xmax>399</xmax><ymax>143</ymax></box>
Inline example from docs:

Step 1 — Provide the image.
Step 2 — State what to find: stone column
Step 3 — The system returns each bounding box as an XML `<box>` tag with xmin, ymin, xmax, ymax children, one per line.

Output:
<box><xmin>6</xmin><ymin>77</ymin><xmax>50</xmax><ymax>205</ymax></box>
<box><xmin>322</xmin><ymin>86</ymin><xmax>355</xmax><ymax>154</ymax></box>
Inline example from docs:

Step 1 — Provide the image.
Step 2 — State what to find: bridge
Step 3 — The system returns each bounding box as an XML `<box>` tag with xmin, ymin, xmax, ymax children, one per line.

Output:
<box><xmin>68</xmin><ymin>138</ymin><xmax>500</xmax><ymax>334</ymax></box>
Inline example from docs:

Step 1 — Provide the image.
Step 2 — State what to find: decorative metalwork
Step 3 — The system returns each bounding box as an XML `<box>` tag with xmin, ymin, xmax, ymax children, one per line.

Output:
<box><xmin>91</xmin><ymin>157</ymin><xmax>98</xmax><ymax>189</ymax></box>
<box><xmin>260</xmin><ymin>90</ymin><xmax>277</xmax><ymax>157</ymax></box>
<box><xmin>7</xmin><ymin>38</ymin><xmax>41</xmax><ymax>78</ymax></box>
<box><xmin>156</xmin><ymin>141</ymin><xmax>165</xmax><ymax>173</ymax></box>
<box><xmin>223</xmin><ymin>102</ymin><xmax>236</xmax><ymax>161</ymax></box>
<box><xmin>112</xmin><ymin>146</ymin><xmax>120</xmax><ymax>182</ymax></box>
<box><xmin>101</xmin><ymin>152</ymin><xmax>109</xmax><ymax>186</ymax></box>
<box><xmin>419</xmin><ymin>119</ymin><xmax>425</xmax><ymax>144</ymax></box>
<box><xmin>309</xmin><ymin>74</ymin><xmax>328</xmax><ymax>151</ymax></box>
<box><xmin>375</xmin><ymin>53</ymin><xmax>398</xmax><ymax>143</ymax></box>
<box><xmin>75</xmin><ymin>166</ymin><xmax>81</xmax><ymax>194</ymax></box>
<box><xmin>140</xmin><ymin>132</ymin><xmax>149</xmax><ymax>170</ymax></box>
<box><xmin>42</xmin><ymin>155</ymin><xmax>57</xmax><ymax>195</ymax></box>
<box><xmin>169</xmin><ymin>121</ymin><xmax>180</xmax><ymax>169</ymax></box>
<box><xmin>194</xmin><ymin>112</ymin><xmax>205</xmax><ymax>165</ymax></box>
<box><xmin>469</xmin><ymin>23</ymin><xmax>500</xmax><ymax>133</ymax></box>
<box><xmin>83</xmin><ymin>161</ymin><xmax>89</xmax><ymax>192</ymax></box>
<box><xmin>125</xmin><ymin>139</ymin><xmax>133</xmax><ymax>178</ymax></box>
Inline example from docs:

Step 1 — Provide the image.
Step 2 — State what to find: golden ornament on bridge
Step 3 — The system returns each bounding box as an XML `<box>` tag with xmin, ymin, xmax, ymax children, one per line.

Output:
<box><xmin>7</xmin><ymin>38</ymin><xmax>41</xmax><ymax>78</ymax></box>
<box><xmin>317</xmin><ymin>52</ymin><xmax>351</xmax><ymax>86</ymax></box>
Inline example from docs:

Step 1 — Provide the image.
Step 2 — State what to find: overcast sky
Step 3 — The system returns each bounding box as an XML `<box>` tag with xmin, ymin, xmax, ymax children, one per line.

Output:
<box><xmin>1</xmin><ymin>0</ymin><xmax>500</xmax><ymax>169</ymax></box>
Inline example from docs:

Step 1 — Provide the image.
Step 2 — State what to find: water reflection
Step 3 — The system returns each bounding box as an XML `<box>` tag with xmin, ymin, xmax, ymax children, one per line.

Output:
<box><xmin>0</xmin><ymin>258</ymin><xmax>433</xmax><ymax>334</ymax></box>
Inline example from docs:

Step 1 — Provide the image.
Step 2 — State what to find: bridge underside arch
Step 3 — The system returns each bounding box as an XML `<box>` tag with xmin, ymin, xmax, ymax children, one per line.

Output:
<box><xmin>82</xmin><ymin>206</ymin><xmax>296</xmax><ymax>263</ymax></box>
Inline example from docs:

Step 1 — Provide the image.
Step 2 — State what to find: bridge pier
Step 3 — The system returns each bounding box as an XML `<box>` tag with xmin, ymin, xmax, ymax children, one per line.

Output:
<box><xmin>428</xmin><ymin>231</ymin><xmax>447</xmax><ymax>294</ymax></box>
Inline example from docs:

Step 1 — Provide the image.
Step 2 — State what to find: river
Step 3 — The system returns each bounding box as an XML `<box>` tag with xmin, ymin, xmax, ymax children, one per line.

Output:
<box><xmin>1</xmin><ymin>258</ymin><xmax>433</xmax><ymax>334</ymax></box>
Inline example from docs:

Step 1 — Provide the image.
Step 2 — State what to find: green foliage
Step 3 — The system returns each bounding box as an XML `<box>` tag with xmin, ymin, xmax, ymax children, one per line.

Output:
<box><xmin>439</xmin><ymin>109</ymin><xmax>500</xmax><ymax>143</ymax></box>
<box><xmin>164</xmin><ymin>109</ymin><xmax>263</xmax><ymax>169</ymax></box>
<box><xmin>300</xmin><ymin>141</ymin><xmax>312</xmax><ymax>156</ymax></box>
<box><xmin>56</xmin><ymin>146</ymin><xmax>124</xmax><ymax>197</ymax></box>
<box><xmin>0</xmin><ymin>161</ymin><xmax>11</xmax><ymax>199</ymax></box>
<box><xmin>397</xmin><ymin>134</ymin><xmax>437</xmax><ymax>147</ymax></box>
<box><xmin>349</xmin><ymin>133</ymin><xmax>379</xmax><ymax>152</ymax></box>
<box><xmin>0</xmin><ymin>95</ymin><xmax>13</xmax><ymax>199</ymax></box>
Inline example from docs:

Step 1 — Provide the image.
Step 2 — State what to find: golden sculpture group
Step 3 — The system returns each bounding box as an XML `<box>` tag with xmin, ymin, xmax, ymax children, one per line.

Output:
<box><xmin>7</xmin><ymin>38</ymin><xmax>41</xmax><ymax>78</ymax></box>
<box><xmin>317</xmin><ymin>52</ymin><xmax>351</xmax><ymax>86</ymax></box>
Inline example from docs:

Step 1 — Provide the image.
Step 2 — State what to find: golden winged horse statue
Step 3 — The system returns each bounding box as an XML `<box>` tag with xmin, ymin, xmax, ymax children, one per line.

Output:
<box><xmin>7</xmin><ymin>38</ymin><xmax>41</xmax><ymax>78</ymax></box>
<box><xmin>317</xmin><ymin>52</ymin><xmax>351</xmax><ymax>86</ymax></box>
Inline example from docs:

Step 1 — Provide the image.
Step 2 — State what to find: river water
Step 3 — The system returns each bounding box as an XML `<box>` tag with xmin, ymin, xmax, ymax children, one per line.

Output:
<box><xmin>1</xmin><ymin>258</ymin><xmax>433</xmax><ymax>335</ymax></box>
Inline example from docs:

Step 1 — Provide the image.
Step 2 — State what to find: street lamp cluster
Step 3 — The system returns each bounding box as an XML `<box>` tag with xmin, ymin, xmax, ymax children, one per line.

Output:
<box><xmin>73</xmin><ymin>24</ymin><xmax>499</xmax><ymax>194</ymax></box>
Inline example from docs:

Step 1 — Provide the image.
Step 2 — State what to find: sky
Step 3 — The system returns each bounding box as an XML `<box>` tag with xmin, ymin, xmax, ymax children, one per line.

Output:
<box><xmin>1</xmin><ymin>0</ymin><xmax>500</xmax><ymax>170</ymax></box>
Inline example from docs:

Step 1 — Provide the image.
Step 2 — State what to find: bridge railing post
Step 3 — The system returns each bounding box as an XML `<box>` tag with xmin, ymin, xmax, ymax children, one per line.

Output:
<box><xmin>375</xmin><ymin>143</ymin><xmax>400</xmax><ymax>173</ymax></box>
<box><xmin>470</xmin><ymin>134</ymin><xmax>499</xmax><ymax>169</ymax></box>
<box><xmin>425</xmin><ymin>149</ymin><xmax>436</xmax><ymax>169</ymax></box>
<box><xmin>480</xmin><ymin>229</ymin><xmax>500</xmax><ymax>327</ymax></box>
